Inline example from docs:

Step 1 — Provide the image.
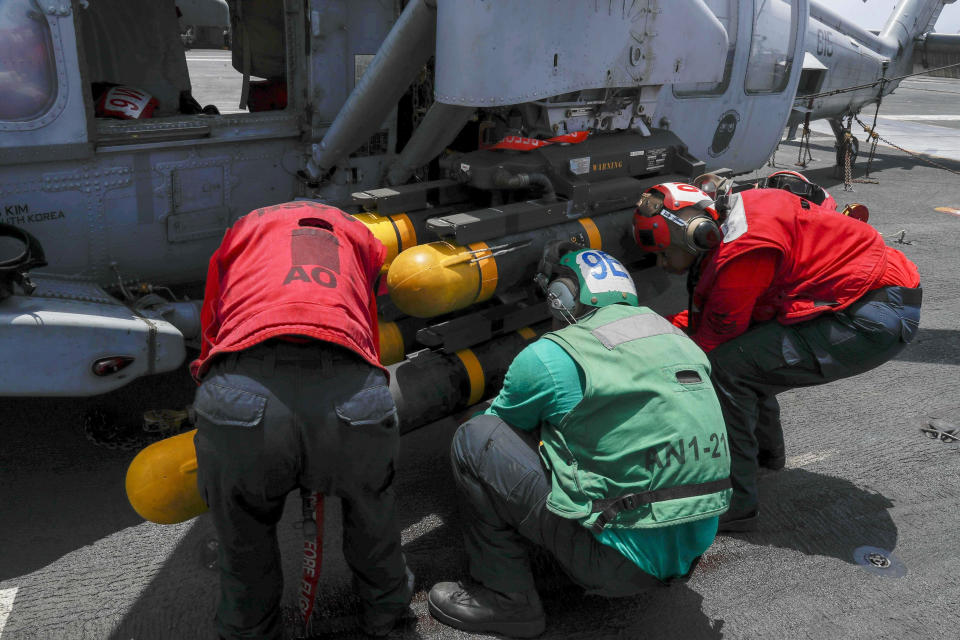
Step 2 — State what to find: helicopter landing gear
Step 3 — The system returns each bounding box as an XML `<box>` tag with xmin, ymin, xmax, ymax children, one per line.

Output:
<box><xmin>830</xmin><ymin>118</ymin><xmax>859</xmax><ymax>183</ymax></box>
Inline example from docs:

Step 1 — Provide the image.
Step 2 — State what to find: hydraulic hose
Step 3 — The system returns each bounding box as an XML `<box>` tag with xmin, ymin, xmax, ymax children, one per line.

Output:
<box><xmin>492</xmin><ymin>169</ymin><xmax>556</xmax><ymax>202</ymax></box>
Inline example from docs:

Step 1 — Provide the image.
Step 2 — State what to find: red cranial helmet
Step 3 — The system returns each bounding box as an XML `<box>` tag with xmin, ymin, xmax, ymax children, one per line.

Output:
<box><xmin>633</xmin><ymin>182</ymin><xmax>720</xmax><ymax>255</ymax></box>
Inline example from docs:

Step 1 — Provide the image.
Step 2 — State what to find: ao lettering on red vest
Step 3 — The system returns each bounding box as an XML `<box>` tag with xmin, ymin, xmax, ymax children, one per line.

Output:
<box><xmin>283</xmin><ymin>220</ymin><xmax>341</xmax><ymax>288</ymax></box>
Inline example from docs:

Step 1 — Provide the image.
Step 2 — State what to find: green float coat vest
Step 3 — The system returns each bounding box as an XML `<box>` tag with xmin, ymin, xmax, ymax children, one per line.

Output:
<box><xmin>541</xmin><ymin>304</ymin><xmax>731</xmax><ymax>531</ymax></box>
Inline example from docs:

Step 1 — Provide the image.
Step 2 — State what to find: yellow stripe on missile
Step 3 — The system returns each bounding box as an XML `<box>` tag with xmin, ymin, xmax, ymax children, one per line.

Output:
<box><xmin>392</xmin><ymin>213</ymin><xmax>417</xmax><ymax>252</ymax></box>
<box><xmin>578</xmin><ymin>217</ymin><xmax>602</xmax><ymax>250</ymax></box>
<box><xmin>517</xmin><ymin>327</ymin><xmax>536</xmax><ymax>340</ymax></box>
<box><xmin>455</xmin><ymin>348</ymin><xmax>485</xmax><ymax>406</ymax></box>
<box><xmin>467</xmin><ymin>241</ymin><xmax>499</xmax><ymax>304</ymax></box>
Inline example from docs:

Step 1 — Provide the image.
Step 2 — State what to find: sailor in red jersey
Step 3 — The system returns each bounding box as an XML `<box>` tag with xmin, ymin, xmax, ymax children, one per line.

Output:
<box><xmin>633</xmin><ymin>179</ymin><xmax>921</xmax><ymax>533</ymax></box>
<box><xmin>191</xmin><ymin>202</ymin><xmax>412</xmax><ymax>639</ymax></box>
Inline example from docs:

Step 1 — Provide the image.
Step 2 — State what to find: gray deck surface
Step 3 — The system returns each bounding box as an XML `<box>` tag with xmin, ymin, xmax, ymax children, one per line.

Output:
<box><xmin>1</xmin><ymin>67</ymin><xmax>959</xmax><ymax>640</ymax></box>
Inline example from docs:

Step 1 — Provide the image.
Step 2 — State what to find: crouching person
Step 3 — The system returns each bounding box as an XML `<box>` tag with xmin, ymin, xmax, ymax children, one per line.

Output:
<box><xmin>428</xmin><ymin>246</ymin><xmax>731</xmax><ymax>638</ymax></box>
<box><xmin>633</xmin><ymin>180</ymin><xmax>921</xmax><ymax>532</ymax></box>
<box><xmin>191</xmin><ymin>201</ymin><xmax>413</xmax><ymax>639</ymax></box>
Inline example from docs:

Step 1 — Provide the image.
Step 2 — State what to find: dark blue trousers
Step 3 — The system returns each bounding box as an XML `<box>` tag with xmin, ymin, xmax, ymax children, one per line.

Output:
<box><xmin>707</xmin><ymin>286</ymin><xmax>921</xmax><ymax>513</ymax></box>
<box><xmin>451</xmin><ymin>414</ymin><xmax>667</xmax><ymax>599</ymax></box>
<box><xmin>194</xmin><ymin>340</ymin><xmax>413</xmax><ymax>639</ymax></box>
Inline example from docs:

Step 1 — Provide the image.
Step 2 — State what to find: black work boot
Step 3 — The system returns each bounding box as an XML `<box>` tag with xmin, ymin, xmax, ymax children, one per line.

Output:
<box><xmin>717</xmin><ymin>507</ymin><xmax>759</xmax><ymax>533</ymax></box>
<box><xmin>757</xmin><ymin>447</ymin><xmax>786</xmax><ymax>472</ymax></box>
<box><xmin>428</xmin><ymin>581</ymin><xmax>546</xmax><ymax>638</ymax></box>
<box><xmin>359</xmin><ymin>565</ymin><xmax>416</xmax><ymax>636</ymax></box>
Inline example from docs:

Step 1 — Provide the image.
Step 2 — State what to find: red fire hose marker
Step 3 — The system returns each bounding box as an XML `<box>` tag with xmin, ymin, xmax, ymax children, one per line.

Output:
<box><xmin>299</xmin><ymin>491</ymin><xmax>324</xmax><ymax>631</ymax></box>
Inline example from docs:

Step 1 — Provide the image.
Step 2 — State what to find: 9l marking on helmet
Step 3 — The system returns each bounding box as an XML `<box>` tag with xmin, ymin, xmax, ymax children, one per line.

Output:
<box><xmin>575</xmin><ymin>251</ymin><xmax>637</xmax><ymax>296</ymax></box>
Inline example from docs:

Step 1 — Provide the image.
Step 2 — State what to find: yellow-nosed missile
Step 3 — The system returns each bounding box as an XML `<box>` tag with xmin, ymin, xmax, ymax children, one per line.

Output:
<box><xmin>354</xmin><ymin>212</ymin><xmax>417</xmax><ymax>264</ymax></box>
<box><xmin>386</xmin><ymin>241</ymin><xmax>498</xmax><ymax>317</ymax></box>
<box><xmin>125</xmin><ymin>429</ymin><xmax>206</xmax><ymax>524</ymax></box>
<box><xmin>385</xmin><ymin>214</ymin><xmax>617</xmax><ymax>319</ymax></box>
<box><xmin>390</xmin><ymin>323</ymin><xmax>548</xmax><ymax>432</ymax></box>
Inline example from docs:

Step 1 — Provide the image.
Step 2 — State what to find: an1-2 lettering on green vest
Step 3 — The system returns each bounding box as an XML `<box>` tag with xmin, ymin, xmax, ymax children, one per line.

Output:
<box><xmin>643</xmin><ymin>432</ymin><xmax>728</xmax><ymax>470</ymax></box>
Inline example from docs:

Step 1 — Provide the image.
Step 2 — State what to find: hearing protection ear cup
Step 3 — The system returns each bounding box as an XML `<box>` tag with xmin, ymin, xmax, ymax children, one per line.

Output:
<box><xmin>686</xmin><ymin>216</ymin><xmax>721</xmax><ymax>252</ymax></box>
<box><xmin>539</xmin><ymin>240</ymin><xmax>585</xmax><ymax>282</ymax></box>
<box><xmin>546</xmin><ymin>276</ymin><xmax>581</xmax><ymax>321</ymax></box>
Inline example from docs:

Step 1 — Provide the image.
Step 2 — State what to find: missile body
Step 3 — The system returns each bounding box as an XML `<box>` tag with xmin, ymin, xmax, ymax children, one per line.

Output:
<box><xmin>391</xmin><ymin>322</ymin><xmax>548</xmax><ymax>433</ymax></box>
<box><xmin>387</xmin><ymin>210</ymin><xmax>638</xmax><ymax>318</ymax></box>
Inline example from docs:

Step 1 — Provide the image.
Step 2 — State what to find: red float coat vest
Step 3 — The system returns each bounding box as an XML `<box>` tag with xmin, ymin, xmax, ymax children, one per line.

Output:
<box><xmin>692</xmin><ymin>189</ymin><xmax>912</xmax><ymax>328</ymax></box>
<box><xmin>190</xmin><ymin>202</ymin><xmax>386</xmax><ymax>381</ymax></box>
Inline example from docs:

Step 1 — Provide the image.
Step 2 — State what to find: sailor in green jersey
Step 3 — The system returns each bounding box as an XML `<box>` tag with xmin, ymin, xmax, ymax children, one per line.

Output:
<box><xmin>428</xmin><ymin>244</ymin><xmax>731</xmax><ymax>638</ymax></box>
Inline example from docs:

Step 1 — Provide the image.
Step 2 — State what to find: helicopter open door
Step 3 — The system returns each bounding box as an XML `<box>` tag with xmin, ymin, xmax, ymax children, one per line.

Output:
<box><xmin>656</xmin><ymin>0</ymin><xmax>809</xmax><ymax>174</ymax></box>
<box><xmin>0</xmin><ymin>0</ymin><xmax>308</xmax><ymax>397</ymax></box>
<box><xmin>0</xmin><ymin>0</ymin><xmax>90</xmax><ymax>162</ymax></box>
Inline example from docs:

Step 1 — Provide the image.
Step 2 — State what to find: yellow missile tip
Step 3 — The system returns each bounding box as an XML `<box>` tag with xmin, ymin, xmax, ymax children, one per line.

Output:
<box><xmin>354</xmin><ymin>212</ymin><xmax>416</xmax><ymax>264</ymax></box>
<box><xmin>125</xmin><ymin>429</ymin><xmax>208</xmax><ymax>525</ymax></box>
<box><xmin>378</xmin><ymin>320</ymin><xmax>406</xmax><ymax>365</ymax></box>
<box><xmin>355</xmin><ymin>213</ymin><xmax>402</xmax><ymax>263</ymax></box>
<box><xmin>387</xmin><ymin>242</ymin><xmax>484</xmax><ymax>318</ymax></box>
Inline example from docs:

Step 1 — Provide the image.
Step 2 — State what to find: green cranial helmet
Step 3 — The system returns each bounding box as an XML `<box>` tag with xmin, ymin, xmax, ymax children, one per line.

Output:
<box><xmin>543</xmin><ymin>249</ymin><xmax>639</xmax><ymax>323</ymax></box>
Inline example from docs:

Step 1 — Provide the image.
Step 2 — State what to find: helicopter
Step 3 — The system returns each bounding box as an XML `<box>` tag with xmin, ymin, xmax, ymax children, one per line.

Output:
<box><xmin>1</xmin><ymin>0</ymin><xmax>958</xmax><ymax>434</ymax></box>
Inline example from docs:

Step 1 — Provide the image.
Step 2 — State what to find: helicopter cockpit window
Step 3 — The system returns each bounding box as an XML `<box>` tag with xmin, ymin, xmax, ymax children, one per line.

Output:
<box><xmin>77</xmin><ymin>0</ymin><xmax>286</xmax><ymax>124</ymax></box>
<box><xmin>745</xmin><ymin>0</ymin><xmax>797</xmax><ymax>94</ymax></box>
<box><xmin>78</xmin><ymin>0</ymin><xmax>193</xmax><ymax>118</ymax></box>
<box><xmin>674</xmin><ymin>0</ymin><xmax>738</xmax><ymax>97</ymax></box>
<box><xmin>0</xmin><ymin>0</ymin><xmax>57</xmax><ymax>121</ymax></box>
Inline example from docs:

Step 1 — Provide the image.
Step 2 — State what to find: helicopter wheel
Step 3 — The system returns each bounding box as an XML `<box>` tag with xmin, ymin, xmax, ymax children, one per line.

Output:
<box><xmin>81</xmin><ymin>406</ymin><xmax>146</xmax><ymax>450</ymax></box>
<box><xmin>834</xmin><ymin>133</ymin><xmax>859</xmax><ymax>180</ymax></box>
